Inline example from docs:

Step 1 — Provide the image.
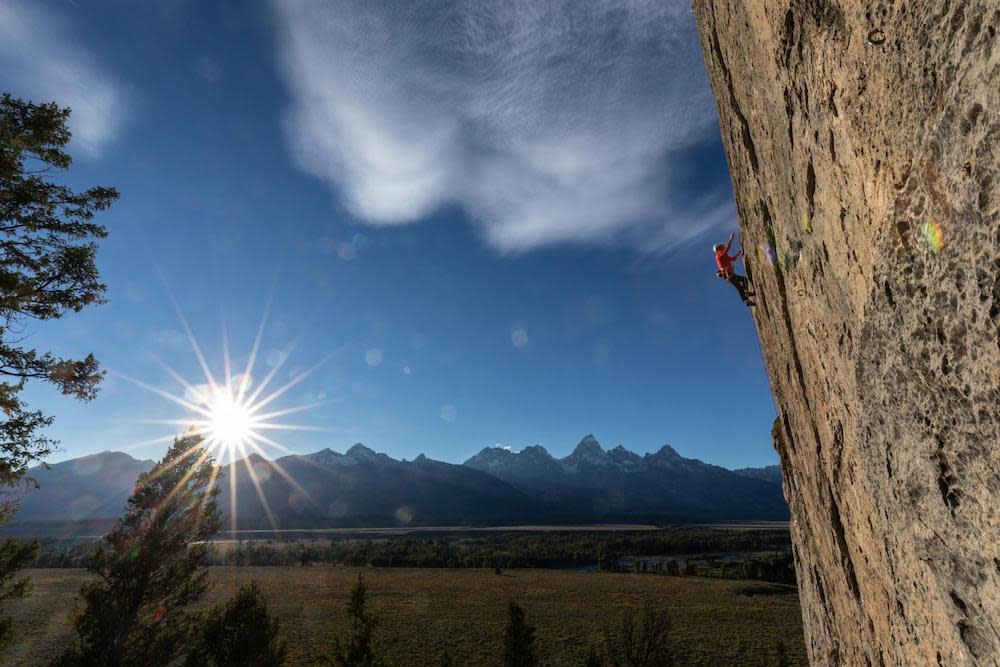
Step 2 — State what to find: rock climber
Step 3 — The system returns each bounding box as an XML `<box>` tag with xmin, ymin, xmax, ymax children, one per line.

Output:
<box><xmin>714</xmin><ymin>233</ymin><xmax>754</xmax><ymax>306</ymax></box>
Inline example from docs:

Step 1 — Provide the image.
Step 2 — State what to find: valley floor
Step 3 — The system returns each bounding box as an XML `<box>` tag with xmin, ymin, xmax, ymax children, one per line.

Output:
<box><xmin>4</xmin><ymin>567</ymin><xmax>806</xmax><ymax>666</ymax></box>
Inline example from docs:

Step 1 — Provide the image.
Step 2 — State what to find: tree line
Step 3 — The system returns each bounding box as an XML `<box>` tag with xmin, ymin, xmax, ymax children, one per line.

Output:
<box><xmin>202</xmin><ymin>528</ymin><xmax>790</xmax><ymax>568</ymax></box>
<box><xmin>204</xmin><ymin>538</ymin><xmax>794</xmax><ymax>584</ymax></box>
<box><xmin>31</xmin><ymin>530</ymin><xmax>795</xmax><ymax>584</ymax></box>
<box><xmin>611</xmin><ymin>552</ymin><xmax>795</xmax><ymax>585</ymax></box>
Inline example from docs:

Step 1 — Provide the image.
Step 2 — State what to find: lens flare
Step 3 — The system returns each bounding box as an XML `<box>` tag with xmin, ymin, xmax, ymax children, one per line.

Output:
<box><xmin>923</xmin><ymin>219</ymin><xmax>944</xmax><ymax>254</ymax></box>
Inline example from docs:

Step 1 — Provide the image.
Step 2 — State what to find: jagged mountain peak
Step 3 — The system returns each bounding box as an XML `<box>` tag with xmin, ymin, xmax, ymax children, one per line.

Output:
<box><xmin>462</xmin><ymin>446</ymin><xmax>515</xmax><ymax>472</ymax></box>
<box><xmin>345</xmin><ymin>443</ymin><xmax>393</xmax><ymax>464</ymax></box>
<box><xmin>564</xmin><ymin>435</ymin><xmax>611</xmax><ymax>467</ymax></box>
<box><xmin>607</xmin><ymin>444</ymin><xmax>642</xmax><ymax>469</ymax></box>
<box><xmin>302</xmin><ymin>444</ymin><xmax>393</xmax><ymax>468</ymax></box>
<box><xmin>304</xmin><ymin>448</ymin><xmax>346</xmax><ymax>467</ymax></box>
<box><xmin>470</xmin><ymin>445</ymin><xmax>514</xmax><ymax>457</ymax></box>
<box><xmin>570</xmin><ymin>434</ymin><xmax>603</xmax><ymax>452</ymax></box>
<box><xmin>519</xmin><ymin>444</ymin><xmax>554</xmax><ymax>459</ymax></box>
<box><xmin>649</xmin><ymin>443</ymin><xmax>683</xmax><ymax>461</ymax></box>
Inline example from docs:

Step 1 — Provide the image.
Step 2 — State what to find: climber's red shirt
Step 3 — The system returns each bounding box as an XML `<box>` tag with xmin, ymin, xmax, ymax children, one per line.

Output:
<box><xmin>715</xmin><ymin>250</ymin><xmax>738</xmax><ymax>277</ymax></box>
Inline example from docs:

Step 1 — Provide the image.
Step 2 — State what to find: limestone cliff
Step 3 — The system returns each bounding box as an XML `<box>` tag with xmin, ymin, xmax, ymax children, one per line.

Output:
<box><xmin>692</xmin><ymin>1</ymin><xmax>1000</xmax><ymax>665</ymax></box>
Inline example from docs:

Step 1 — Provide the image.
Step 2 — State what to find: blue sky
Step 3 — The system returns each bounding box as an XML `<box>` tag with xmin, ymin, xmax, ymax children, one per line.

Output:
<box><xmin>1</xmin><ymin>0</ymin><xmax>777</xmax><ymax>469</ymax></box>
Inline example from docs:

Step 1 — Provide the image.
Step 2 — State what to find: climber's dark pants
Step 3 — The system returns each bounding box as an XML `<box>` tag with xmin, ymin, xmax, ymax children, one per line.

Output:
<box><xmin>728</xmin><ymin>274</ymin><xmax>751</xmax><ymax>302</ymax></box>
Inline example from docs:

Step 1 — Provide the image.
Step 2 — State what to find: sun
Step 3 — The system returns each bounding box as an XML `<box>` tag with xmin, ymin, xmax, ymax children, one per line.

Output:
<box><xmin>204</xmin><ymin>389</ymin><xmax>256</xmax><ymax>455</ymax></box>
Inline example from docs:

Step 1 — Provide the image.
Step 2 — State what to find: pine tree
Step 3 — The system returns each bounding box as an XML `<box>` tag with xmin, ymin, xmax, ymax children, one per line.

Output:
<box><xmin>325</xmin><ymin>574</ymin><xmax>390</xmax><ymax>667</ymax></box>
<box><xmin>187</xmin><ymin>581</ymin><xmax>287</xmax><ymax>666</ymax></box>
<box><xmin>52</xmin><ymin>433</ymin><xmax>222</xmax><ymax>666</ymax></box>
<box><xmin>503</xmin><ymin>601</ymin><xmax>536</xmax><ymax>667</ymax></box>
<box><xmin>0</xmin><ymin>92</ymin><xmax>115</xmax><ymax>648</ymax></box>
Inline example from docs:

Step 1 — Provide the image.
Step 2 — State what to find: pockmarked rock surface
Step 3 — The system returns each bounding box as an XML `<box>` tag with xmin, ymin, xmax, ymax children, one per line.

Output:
<box><xmin>692</xmin><ymin>1</ymin><xmax>1000</xmax><ymax>665</ymax></box>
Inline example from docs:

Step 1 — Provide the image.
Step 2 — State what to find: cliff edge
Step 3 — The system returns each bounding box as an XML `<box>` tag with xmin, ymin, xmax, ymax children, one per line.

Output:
<box><xmin>692</xmin><ymin>1</ymin><xmax>1000</xmax><ymax>665</ymax></box>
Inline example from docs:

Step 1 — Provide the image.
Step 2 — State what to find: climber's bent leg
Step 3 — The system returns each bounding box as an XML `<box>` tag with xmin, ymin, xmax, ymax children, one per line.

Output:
<box><xmin>729</xmin><ymin>274</ymin><xmax>750</xmax><ymax>302</ymax></box>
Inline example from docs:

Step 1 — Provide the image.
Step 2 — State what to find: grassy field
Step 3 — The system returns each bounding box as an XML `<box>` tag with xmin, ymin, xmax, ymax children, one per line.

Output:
<box><xmin>3</xmin><ymin>567</ymin><xmax>806</xmax><ymax>666</ymax></box>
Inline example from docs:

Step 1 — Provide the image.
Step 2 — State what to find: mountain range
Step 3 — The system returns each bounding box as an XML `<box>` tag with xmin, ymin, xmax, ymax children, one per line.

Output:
<box><xmin>3</xmin><ymin>436</ymin><xmax>786</xmax><ymax>535</ymax></box>
<box><xmin>464</xmin><ymin>436</ymin><xmax>786</xmax><ymax>522</ymax></box>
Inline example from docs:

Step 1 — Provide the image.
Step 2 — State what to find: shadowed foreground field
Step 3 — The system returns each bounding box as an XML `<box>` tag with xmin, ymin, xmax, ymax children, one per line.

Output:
<box><xmin>3</xmin><ymin>567</ymin><xmax>806</xmax><ymax>666</ymax></box>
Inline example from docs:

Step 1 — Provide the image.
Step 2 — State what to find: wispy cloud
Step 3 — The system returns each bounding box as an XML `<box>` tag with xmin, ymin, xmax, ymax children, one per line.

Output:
<box><xmin>273</xmin><ymin>0</ymin><xmax>731</xmax><ymax>253</ymax></box>
<box><xmin>0</xmin><ymin>1</ymin><xmax>125</xmax><ymax>155</ymax></box>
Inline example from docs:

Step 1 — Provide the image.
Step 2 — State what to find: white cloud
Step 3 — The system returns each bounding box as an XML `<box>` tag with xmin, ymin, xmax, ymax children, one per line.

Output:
<box><xmin>273</xmin><ymin>0</ymin><xmax>731</xmax><ymax>253</ymax></box>
<box><xmin>0</xmin><ymin>1</ymin><xmax>125</xmax><ymax>155</ymax></box>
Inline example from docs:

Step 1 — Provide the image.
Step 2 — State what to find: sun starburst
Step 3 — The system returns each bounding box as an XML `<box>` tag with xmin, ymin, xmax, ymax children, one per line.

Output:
<box><xmin>116</xmin><ymin>303</ymin><xmax>335</xmax><ymax>535</ymax></box>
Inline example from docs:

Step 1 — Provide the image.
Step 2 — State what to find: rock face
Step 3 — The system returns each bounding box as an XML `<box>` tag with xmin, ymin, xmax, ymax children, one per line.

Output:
<box><xmin>692</xmin><ymin>1</ymin><xmax>1000</xmax><ymax>665</ymax></box>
